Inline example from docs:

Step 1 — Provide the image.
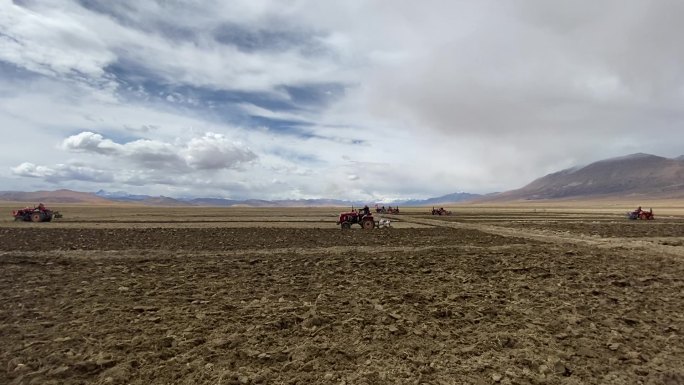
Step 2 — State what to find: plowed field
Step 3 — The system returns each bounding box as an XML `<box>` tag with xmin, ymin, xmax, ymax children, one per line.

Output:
<box><xmin>1</xmin><ymin>206</ymin><xmax>682</xmax><ymax>385</ymax></box>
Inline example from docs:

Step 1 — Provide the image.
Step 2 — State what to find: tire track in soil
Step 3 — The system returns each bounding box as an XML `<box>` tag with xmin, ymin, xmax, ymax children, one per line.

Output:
<box><xmin>0</xmin><ymin>243</ymin><xmax>527</xmax><ymax>261</ymax></box>
<box><xmin>387</xmin><ymin>215</ymin><xmax>684</xmax><ymax>258</ymax></box>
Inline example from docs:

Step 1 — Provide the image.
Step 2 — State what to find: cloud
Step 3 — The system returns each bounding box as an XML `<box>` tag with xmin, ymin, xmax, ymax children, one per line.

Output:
<box><xmin>124</xmin><ymin>124</ymin><xmax>159</xmax><ymax>133</ymax></box>
<box><xmin>11</xmin><ymin>163</ymin><xmax>54</xmax><ymax>178</ymax></box>
<box><xmin>0</xmin><ymin>0</ymin><xmax>353</xmax><ymax>94</ymax></box>
<box><xmin>61</xmin><ymin>131</ymin><xmax>256</xmax><ymax>171</ymax></box>
<box><xmin>62</xmin><ymin>131</ymin><xmax>122</xmax><ymax>155</ymax></box>
<box><xmin>12</xmin><ymin>162</ymin><xmax>113</xmax><ymax>183</ymax></box>
<box><xmin>0</xmin><ymin>1</ymin><xmax>116</xmax><ymax>85</ymax></box>
<box><xmin>184</xmin><ymin>133</ymin><xmax>257</xmax><ymax>170</ymax></box>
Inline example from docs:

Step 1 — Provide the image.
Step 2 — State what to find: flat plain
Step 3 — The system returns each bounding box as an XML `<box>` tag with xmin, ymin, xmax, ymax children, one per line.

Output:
<box><xmin>0</xmin><ymin>203</ymin><xmax>682</xmax><ymax>385</ymax></box>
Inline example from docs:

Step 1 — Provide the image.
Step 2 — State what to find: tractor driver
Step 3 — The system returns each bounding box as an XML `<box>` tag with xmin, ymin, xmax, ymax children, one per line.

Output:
<box><xmin>362</xmin><ymin>205</ymin><xmax>371</xmax><ymax>216</ymax></box>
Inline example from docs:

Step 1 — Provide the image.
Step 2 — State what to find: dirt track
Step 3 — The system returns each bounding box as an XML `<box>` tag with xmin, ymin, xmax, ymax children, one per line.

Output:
<box><xmin>1</xmin><ymin>207</ymin><xmax>683</xmax><ymax>385</ymax></box>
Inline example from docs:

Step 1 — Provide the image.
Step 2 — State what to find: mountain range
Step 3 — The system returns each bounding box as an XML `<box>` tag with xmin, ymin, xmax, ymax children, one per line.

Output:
<box><xmin>486</xmin><ymin>153</ymin><xmax>684</xmax><ymax>201</ymax></box>
<box><xmin>3</xmin><ymin>153</ymin><xmax>684</xmax><ymax>206</ymax></box>
<box><xmin>0</xmin><ymin>189</ymin><xmax>480</xmax><ymax>207</ymax></box>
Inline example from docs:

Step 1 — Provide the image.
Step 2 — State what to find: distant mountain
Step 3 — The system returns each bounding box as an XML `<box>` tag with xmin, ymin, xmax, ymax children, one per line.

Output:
<box><xmin>485</xmin><ymin>153</ymin><xmax>684</xmax><ymax>201</ymax></box>
<box><xmin>398</xmin><ymin>192</ymin><xmax>481</xmax><ymax>206</ymax></box>
<box><xmin>185</xmin><ymin>198</ymin><xmax>241</xmax><ymax>206</ymax></box>
<box><xmin>140</xmin><ymin>196</ymin><xmax>187</xmax><ymax>206</ymax></box>
<box><xmin>188</xmin><ymin>198</ymin><xmax>364</xmax><ymax>207</ymax></box>
<box><xmin>9</xmin><ymin>153</ymin><xmax>684</xmax><ymax>206</ymax></box>
<box><xmin>271</xmin><ymin>199</ymin><xmax>363</xmax><ymax>207</ymax></box>
<box><xmin>1</xmin><ymin>189</ymin><xmax>482</xmax><ymax>207</ymax></box>
<box><xmin>0</xmin><ymin>189</ymin><xmax>112</xmax><ymax>204</ymax></box>
<box><xmin>95</xmin><ymin>190</ymin><xmax>152</xmax><ymax>201</ymax></box>
<box><xmin>95</xmin><ymin>190</ymin><xmax>186</xmax><ymax>206</ymax></box>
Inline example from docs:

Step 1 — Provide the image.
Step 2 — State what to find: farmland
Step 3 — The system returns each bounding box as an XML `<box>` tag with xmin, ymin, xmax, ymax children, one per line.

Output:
<box><xmin>0</xmin><ymin>204</ymin><xmax>683</xmax><ymax>385</ymax></box>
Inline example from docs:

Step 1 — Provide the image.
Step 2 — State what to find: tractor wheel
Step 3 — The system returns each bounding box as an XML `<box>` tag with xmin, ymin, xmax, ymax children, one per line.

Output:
<box><xmin>362</xmin><ymin>218</ymin><xmax>375</xmax><ymax>230</ymax></box>
<box><xmin>30</xmin><ymin>212</ymin><xmax>43</xmax><ymax>222</ymax></box>
<box><xmin>341</xmin><ymin>222</ymin><xmax>351</xmax><ymax>230</ymax></box>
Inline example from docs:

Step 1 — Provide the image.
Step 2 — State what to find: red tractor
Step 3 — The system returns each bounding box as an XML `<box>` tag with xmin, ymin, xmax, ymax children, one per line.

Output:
<box><xmin>627</xmin><ymin>207</ymin><xmax>654</xmax><ymax>220</ymax></box>
<box><xmin>337</xmin><ymin>209</ymin><xmax>376</xmax><ymax>230</ymax></box>
<box><xmin>374</xmin><ymin>205</ymin><xmax>400</xmax><ymax>214</ymax></box>
<box><xmin>431</xmin><ymin>207</ymin><xmax>452</xmax><ymax>215</ymax></box>
<box><xmin>12</xmin><ymin>203</ymin><xmax>62</xmax><ymax>222</ymax></box>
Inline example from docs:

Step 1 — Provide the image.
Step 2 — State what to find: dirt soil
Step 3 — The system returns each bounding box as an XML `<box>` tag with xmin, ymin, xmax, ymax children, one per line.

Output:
<box><xmin>0</xmin><ymin>207</ymin><xmax>683</xmax><ymax>385</ymax></box>
<box><xmin>489</xmin><ymin>221</ymin><xmax>684</xmax><ymax>238</ymax></box>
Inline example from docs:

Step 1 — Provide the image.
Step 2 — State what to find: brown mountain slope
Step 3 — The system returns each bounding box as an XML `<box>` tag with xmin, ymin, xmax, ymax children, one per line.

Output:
<box><xmin>0</xmin><ymin>189</ymin><xmax>113</xmax><ymax>204</ymax></box>
<box><xmin>486</xmin><ymin>153</ymin><xmax>684</xmax><ymax>201</ymax></box>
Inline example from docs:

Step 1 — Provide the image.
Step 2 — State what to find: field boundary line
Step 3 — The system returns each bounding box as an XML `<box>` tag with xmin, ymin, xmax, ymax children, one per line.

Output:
<box><xmin>387</xmin><ymin>215</ymin><xmax>684</xmax><ymax>258</ymax></box>
<box><xmin>0</xmin><ymin>243</ymin><xmax>538</xmax><ymax>260</ymax></box>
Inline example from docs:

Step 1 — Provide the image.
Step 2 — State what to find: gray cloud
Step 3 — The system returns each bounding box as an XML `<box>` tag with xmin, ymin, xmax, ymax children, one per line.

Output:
<box><xmin>124</xmin><ymin>124</ymin><xmax>159</xmax><ymax>133</ymax></box>
<box><xmin>0</xmin><ymin>1</ymin><xmax>349</xmax><ymax>94</ymax></box>
<box><xmin>344</xmin><ymin>0</ymin><xmax>684</xmax><ymax>189</ymax></box>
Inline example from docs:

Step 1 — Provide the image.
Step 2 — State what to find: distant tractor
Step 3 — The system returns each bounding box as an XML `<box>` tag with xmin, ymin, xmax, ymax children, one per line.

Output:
<box><xmin>627</xmin><ymin>207</ymin><xmax>654</xmax><ymax>220</ymax></box>
<box><xmin>375</xmin><ymin>205</ymin><xmax>400</xmax><ymax>214</ymax></box>
<box><xmin>12</xmin><ymin>203</ymin><xmax>62</xmax><ymax>222</ymax></box>
<box><xmin>431</xmin><ymin>207</ymin><xmax>452</xmax><ymax>216</ymax></box>
<box><xmin>337</xmin><ymin>209</ymin><xmax>376</xmax><ymax>230</ymax></box>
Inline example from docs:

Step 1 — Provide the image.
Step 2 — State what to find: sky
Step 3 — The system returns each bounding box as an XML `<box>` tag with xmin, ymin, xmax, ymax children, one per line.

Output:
<box><xmin>1</xmin><ymin>0</ymin><xmax>683</xmax><ymax>201</ymax></box>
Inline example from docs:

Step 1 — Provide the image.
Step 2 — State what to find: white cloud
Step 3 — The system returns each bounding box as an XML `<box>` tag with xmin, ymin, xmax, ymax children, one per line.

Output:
<box><xmin>0</xmin><ymin>1</ymin><xmax>116</xmax><ymax>86</ymax></box>
<box><xmin>62</xmin><ymin>131</ymin><xmax>122</xmax><ymax>154</ymax></box>
<box><xmin>183</xmin><ymin>133</ymin><xmax>257</xmax><ymax>170</ymax></box>
<box><xmin>11</xmin><ymin>163</ymin><xmax>54</xmax><ymax>178</ymax></box>
<box><xmin>61</xmin><ymin>131</ymin><xmax>256</xmax><ymax>171</ymax></box>
<box><xmin>11</xmin><ymin>162</ymin><xmax>113</xmax><ymax>183</ymax></box>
